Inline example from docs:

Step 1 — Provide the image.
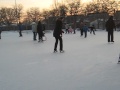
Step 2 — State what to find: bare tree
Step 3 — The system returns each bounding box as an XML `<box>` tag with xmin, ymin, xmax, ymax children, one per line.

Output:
<box><xmin>42</xmin><ymin>9</ymin><xmax>50</xmax><ymax>20</ymax></box>
<box><xmin>58</xmin><ymin>5</ymin><xmax>68</xmax><ymax>17</ymax></box>
<box><xmin>66</xmin><ymin>0</ymin><xmax>81</xmax><ymax>15</ymax></box>
<box><xmin>12</xmin><ymin>4</ymin><xmax>23</xmax><ymax>24</ymax></box>
<box><xmin>26</xmin><ymin>7</ymin><xmax>41</xmax><ymax>23</ymax></box>
<box><xmin>50</xmin><ymin>0</ymin><xmax>68</xmax><ymax>17</ymax></box>
<box><xmin>16</xmin><ymin>4</ymin><xmax>23</xmax><ymax>22</ymax></box>
<box><xmin>0</xmin><ymin>7</ymin><xmax>15</xmax><ymax>25</ymax></box>
<box><xmin>50</xmin><ymin>0</ymin><xmax>61</xmax><ymax>17</ymax></box>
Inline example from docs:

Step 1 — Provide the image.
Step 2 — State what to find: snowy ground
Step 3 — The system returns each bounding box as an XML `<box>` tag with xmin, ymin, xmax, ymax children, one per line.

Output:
<box><xmin>0</xmin><ymin>30</ymin><xmax>120</xmax><ymax>90</ymax></box>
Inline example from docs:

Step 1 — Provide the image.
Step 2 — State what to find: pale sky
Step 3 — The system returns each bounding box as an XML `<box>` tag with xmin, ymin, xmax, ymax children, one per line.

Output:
<box><xmin>0</xmin><ymin>0</ymin><xmax>119</xmax><ymax>10</ymax></box>
<box><xmin>0</xmin><ymin>0</ymin><xmax>53</xmax><ymax>10</ymax></box>
<box><xmin>0</xmin><ymin>0</ymin><xmax>91</xmax><ymax>10</ymax></box>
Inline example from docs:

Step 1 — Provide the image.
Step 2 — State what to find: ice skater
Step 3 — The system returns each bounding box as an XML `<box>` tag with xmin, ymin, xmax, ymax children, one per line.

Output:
<box><xmin>89</xmin><ymin>25</ymin><xmax>95</xmax><ymax>35</ymax></box>
<box><xmin>105</xmin><ymin>16</ymin><xmax>115</xmax><ymax>42</ymax></box>
<box><xmin>37</xmin><ymin>21</ymin><xmax>44</xmax><ymax>42</ymax></box>
<box><xmin>83</xmin><ymin>23</ymin><xmax>89</xmax><ymax>38</ymax></box>
<box><xmin>53</xmin><ymin>17</ymin><xmax>64</xmax><ymax>53</ymax></box>
<box><xmin>65</xmin><ymin>23</ymin><xmax>69</xmax><ymax>34</ymax></box>
<box><xmin>79</xmin><ymin>21</ymin><xmax>84</xmax><ymax>36</ymax></box>
<box><xmin>31</xmin><ymin>20</ymin><xmax>37</xmax><ymax>41</ymax></box>
<box><xmin>18</xmin><ymin>22</ymin><xmax>23</xmax><ymax>37</ymax></box>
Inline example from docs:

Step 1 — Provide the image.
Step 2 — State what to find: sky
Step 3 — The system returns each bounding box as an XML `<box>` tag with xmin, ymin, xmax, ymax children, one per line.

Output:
<box><xmin>0</xmin><ymin>0</ymin><xmax>91</xmax><ymax>10</ymax></box>
<box><xmin>0</xmin><ymin>30</ymin><xmax>120</xmax><ymax>90</ymax></box>
<box><xmin>0</xmin><ymin>0</ymin><xmax>119</xmax><ymax>10</ymax></box>
<box><xmin>0</xmin><ymin>0</ymin><xmax>53</xmax><ymax>10</ymax></box>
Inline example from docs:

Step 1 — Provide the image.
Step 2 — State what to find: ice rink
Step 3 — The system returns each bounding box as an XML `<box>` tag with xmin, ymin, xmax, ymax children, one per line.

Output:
<box><xmin>0</xmin><ymin>30</ymin><xmax>120</xmax><ymax>90</ymax></box>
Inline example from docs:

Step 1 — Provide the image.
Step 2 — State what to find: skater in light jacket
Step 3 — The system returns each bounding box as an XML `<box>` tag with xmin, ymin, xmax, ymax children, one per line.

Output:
<box><xmin>31</xmin><ymin>21</ymin><xmax>37</xmax><ymax>41</ymax></box>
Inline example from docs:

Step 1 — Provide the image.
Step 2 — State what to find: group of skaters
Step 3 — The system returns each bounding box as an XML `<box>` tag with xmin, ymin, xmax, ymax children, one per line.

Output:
<box><xmin>65</xmin><ymin>23</ymin><xmax>74</xmax><ymax>34</ymax></box>
<box><xmin>53</xmin><ymin>17</ymin><xmax>96</xmax><ymax>53</ymax></box>
<box><xmin>65</xmin><ymin>21</ymin><xmax>96</xmax><ymax>38</ymax></box>
<box><xmin>17</xmin><ymin>21</ymin><xmax>45</xmax><ymax>42</ymax></box>
<box><xmin>79</xmin><ymin>16</ymin><xmax>115</xmax><ymax>42</ymax></box>
<box><xmin>0</xmin><ymin>16</ymin><xmax>116</xmax><ymax>53</ymax></box>
<box><xmin>31</xmin><ymin>20</ymin><xmax>45</xmax><ymax>42</ymax></box>
<box><xmin>19</xmin><ymin>20</ymin><xmax>45</xmax><ymax>42</ymax></box>
<box><xmin>53</xmin><ymin>15</ymin><xmax>116</xmax><ymax>53</ymax></box>
<box><xmin>0</xmin><ymin>20</ymin><xmax>45</xmax><ymax>43</ymax></box>
<box><xmin>79</xmin><ymin>21</ymin><xmax>96</xmax><ymax>38</ymax></box>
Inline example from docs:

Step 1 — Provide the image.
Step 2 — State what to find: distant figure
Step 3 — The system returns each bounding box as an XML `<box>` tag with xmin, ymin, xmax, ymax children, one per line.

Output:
<box><xmin>68</xmin><ymin>25</ymin><xmax>73</xmax><ymax>33</ymax></box>
<box><xmin>53</xmin><ymin>17</ymin><xmax>64</xmax><ymax>53</ymax></box>
<box><xmin>105</xmin><ymin>16</ymin><xmax>115</xmax><ymax>42</ymax></box>
<box><xmin>89</xmin><ymin>25</ymin><xmax>95</xmax><ymax>35</ymax></box>
<box><xmin>65</xmin><ymin>23</ymin><xmax>69</xmax><ymax>34</ymax></box>
<box><xmin>31</xmin><ymin>21</ymin><xmax>37</xmax><ymax>41</ymax></box>
<box><xmin>83</xmin><ymin>23</ymin><xmax>89</xmax><ymax>38</ymax></box>
<box><xmin>0</xmin><ymin>26</ymin><xmax>2</xmax><ymax>39</ymax></box>
<box><xmin>37</xmin><ymin>21</ymin><xmax>43</xmax><ymax>42</ymax></box>
<box><xmin>73</xmin><ymin>22</ymin><xmax>76</xmax><ymax>34</ymax></box>
<box><xmin>80</xmin><ymin>21</ymin><xmax>84</xmax><ymax>36</ymax></box>
<box><xmin>18</xmin><ymin>22</ymin><xmax>23</xmax><ymax>37</ymax></box>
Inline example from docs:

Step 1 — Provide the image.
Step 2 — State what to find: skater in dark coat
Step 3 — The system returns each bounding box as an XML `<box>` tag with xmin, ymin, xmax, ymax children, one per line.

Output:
<box><xmin>53</xmin><ymin>17</ymin><xmax>64</xmax><ymax>53</ymax></box>
<box><xmin>18</xmin><ymin>22</ymin><xmax>23</xmax><ymax>37</ymax></box>
<box><xmin>105</xmin><ymin>16</ymin><xmax>115</xmax><ymax>42</ymax></box>
<box><xmin>89</xmin><ymin>25</ymin><xmax>95</xmax><ymax>35</ymax></box>
<box><xmin>37</xmin><ymin>21</ymin><xmax>43</xmax><ymax>42</ymax></box>
<box><xmin>80</xmin><ymin>21</ymin><xmax>84</xmax><ymax>36</ymax></box>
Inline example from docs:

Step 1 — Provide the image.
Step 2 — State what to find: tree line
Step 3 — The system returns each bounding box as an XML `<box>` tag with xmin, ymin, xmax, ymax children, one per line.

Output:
<box><xmin>0</xmin><ymin>0</ymin><xmax>119</xmax><ymax>26</ymax></box>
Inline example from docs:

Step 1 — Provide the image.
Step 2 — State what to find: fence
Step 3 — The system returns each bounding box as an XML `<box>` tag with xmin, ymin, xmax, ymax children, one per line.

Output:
<box><xmin>0</xmin><ymin>25</ymin><xmax>32</xmax><ymax>31</ymax></box>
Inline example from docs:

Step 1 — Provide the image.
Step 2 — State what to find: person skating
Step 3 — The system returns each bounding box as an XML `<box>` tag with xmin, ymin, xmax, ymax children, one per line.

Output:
<box><xmin>37</xmin><ymin>21</ymin><xmax>43</xmax><ymax>42</ymax></box>
<box><xmin>83</xmin><ymin>23</ymin><xmax>89</xmax><ymax>38</ymax></box>
<box><xmin>65</xmin><ymin>23</ymin><xmax>69</xmax><ymax>34</ymax></box>
<box><xmin>53</xmin><ymin>17</ymin><xmax>64</xmax><ymax>53</ymax></box>
<box><xmin>89</xmin><ymin>25</ymin><xmax>95</xmax><ymax>35</ymax></box>
<box><xmin>105</xmin><ymin>16</ymin><xmax>115</xmax><ymax>42</ymax></box>
<box><xmin>31</xmin><ymin>21</ymin><xmax>37</xmax><ymax>41</ymax></box>
<box><xmin>18</xmin><ymin>22</ymin><xmax>23</xmax><ymax>37</ymax></box>
<box><xmin>79</xmin><ymin>21</ymin><xmax>84</xmax><ymax>36</ymax></box>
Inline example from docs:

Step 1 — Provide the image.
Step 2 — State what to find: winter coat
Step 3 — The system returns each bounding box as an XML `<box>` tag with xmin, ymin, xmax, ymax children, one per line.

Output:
<box><xmin>31</xmin><ymin>22</ymin><xmax>37</xmax><ymax>32</ymax></box>
<box><xmin>18</xmin><ymin>23</ymin><xmax>22</xmax><ymax>31</ymax></box>
<box><xmin>65</xmin><ymin>24</ymin><xmax>69</xmax><ymax>29</ymax></box>
<box><xmin>53</xmin><ymin>19</ymin><xmax>63</xmax><ymax>37</ymax></box>
<box><xmin>80</xmin><ymin>22</ymin><xmax>84</xmax><ymax>29</ymax></box>
<box><xmin>37</xmin><ymin>22</ymin><xmax>43</xmax><ymax>36</ymax></box>
<box><xmin>105</xmin><ymin>17</ymin><xmax>115</xmax><ymax>32</ymax></box>
<box><xmin>0</xmin><ymin>26</ymin><xmax>2</xmax><ymax>33</ymax></box>
<box><xmin>83</xmin><ymin>25</ymin><xmax>88</xmax><ymax>32</ymax></box>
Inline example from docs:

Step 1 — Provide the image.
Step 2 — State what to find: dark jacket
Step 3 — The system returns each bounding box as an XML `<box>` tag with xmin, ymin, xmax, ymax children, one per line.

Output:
<box><xmin>37</xmin><ymin>21</ymin><xmax>43</xmax><ymax>36</ymax></box>
<box><xmin>18</xmin><ymin>23</ymin><xmax>22</xmax><ymax>31</ymax></box>
<box><xmin>106</xmin><ymin>16</ymin><xmax>115</xmax><ymax>31</ymax></box>
<box><xmin>83</xmin><ymin>25</ymin><xmax>88</xmax><ymax>32</ymax></box>
<box><xmin>53</xmin><ymin>19</ymin><xmax>63</xmax><ymax>37</ymax></box>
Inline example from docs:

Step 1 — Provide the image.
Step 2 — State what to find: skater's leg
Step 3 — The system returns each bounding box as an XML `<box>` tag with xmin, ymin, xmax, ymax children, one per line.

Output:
<box><xmin>111</xmin><ymin>31</ymin><xmax>114</xmax><ymax>42</ymax></box>
<box><xmin>58</xmin><ymin>36</ymin><xmax>63</xmax><ymax>51</ymax></box>
<box><xmin>54</xmin><ymin>37</ymin><xmax>58</xmax><ymax>51</ymax></box>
